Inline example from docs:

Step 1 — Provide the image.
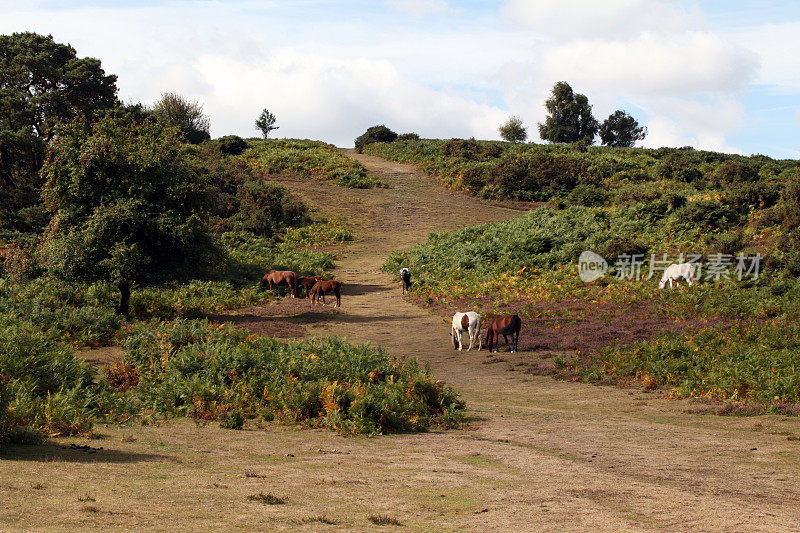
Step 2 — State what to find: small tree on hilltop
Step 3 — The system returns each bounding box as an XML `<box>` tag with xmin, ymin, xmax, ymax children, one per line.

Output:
<box><xmin>256</xmin><ymin>109</ymin><xmax>279</xmax><ymax>138</ymax></box>
<box><xmin>599</xmin><ymin>110</ymin><xmax>647</xmax><ymax>147</ymax></box>
<box><xmin>152</xmin><ymin>92</ymin><xmax>211</xmax><ymax>144</ymax></box>
<box><xmin>40</xmin><ymin>113</ymin><xmax>220</xmax><ymax>315</ymax></box>
<box><xmin>499</xmin><ymin>116</ymin><xmax>527</xmax><ymax>143</ymax></box>
<box><xmin>538</xmin><ymin>81</ymin><xmax>598</xmax><ymax>144</ymax></box>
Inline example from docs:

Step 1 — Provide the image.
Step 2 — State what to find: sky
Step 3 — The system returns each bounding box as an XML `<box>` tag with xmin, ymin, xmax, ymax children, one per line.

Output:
<box><xmin>1</xmin><ymin>0</ymin><xmax>799</xmax><ymax>158</ymax></box>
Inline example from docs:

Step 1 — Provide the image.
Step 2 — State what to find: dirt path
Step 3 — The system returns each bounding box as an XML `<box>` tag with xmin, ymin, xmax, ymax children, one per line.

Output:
<box><xmin>3</xmin><ymin>152</ymin><xmax>799</xmax><ymax>532</ymax></box>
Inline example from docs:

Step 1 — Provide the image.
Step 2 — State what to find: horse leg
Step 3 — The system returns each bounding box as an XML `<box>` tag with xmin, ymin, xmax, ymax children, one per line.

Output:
<box><xmin>467</xmin><ymin>326</ymin><xmax>473</xmax><ymax>351</ymax></box>
<box><xmin>335</xmin><ymin>289</ymin><xmax>341</xmax><ymax>308</ymax></box>
<box><xmin>452</xmin><ymin>328</ymin><xmax>459</xmax><ymax>350</ymax></box>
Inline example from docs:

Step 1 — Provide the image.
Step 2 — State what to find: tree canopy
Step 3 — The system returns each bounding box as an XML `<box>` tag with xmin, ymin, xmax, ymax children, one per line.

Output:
<box><xmin>538</xmin><ymin>81</ymin><xmax>598</xmax><ymax>144</ymax></box>
<box><xmin>40</xmin><ymin>113</ymin><xmax>219</xmax><ymax>314</ymax></box>
<box><xmin>0</xmin><ymin>32</ymin><xmax>118</xmax><ymax>190</ymax></box>
<box><xmin>599</xmin><ymin>110</ymin><xmax>647</xmax><ymax>147</ymax></box>
<box><xmin>152</xmin><ymin>92</ymin><xmax>210</xmax><ymax>144</ymax></box>
<box><xmin>498</xmin><ymin>116</ymin><xmax>527</xmax><ymax>143</ymax></box>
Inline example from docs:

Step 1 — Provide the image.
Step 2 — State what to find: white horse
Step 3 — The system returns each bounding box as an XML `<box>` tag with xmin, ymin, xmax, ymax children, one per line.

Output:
<box><xmin>452</xmin><ymin>311</ymin><xmax>482</xmax><ymax>351</ymax></box>
<box><xmin>659</xmin><ymin>263</ymin><xmax>696</xmax><ymax>289</ymax></box>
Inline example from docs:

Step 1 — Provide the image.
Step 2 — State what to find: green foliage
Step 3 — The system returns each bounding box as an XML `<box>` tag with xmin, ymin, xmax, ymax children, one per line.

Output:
<box><xmin>215</xmin><ymin>135</ymin><xmax>248</xmax><ymax>157</ymax></box>
<box><xmin>538</xmin><ymin>81</ymin><xmax>598</xmax><ymax>144</ymax></box>
<box><xmin>112</xmin><ymin>320</ymin><xmax>465</xmax><ymax>435</ymax></box>
<box><xmin>0</xmin><ymin>278</ymin><xmax>121</xmax><ymax>345</ymax></box>
<box><xmin>397</xmin><ymin>133</ymin><xmax>420</xmax><ymax>141</ymax></box>
<box><xmin>590</xmin><ymin>322</ymin><xmax>800</xmax><ymax>404</ymax></box>
<box><xmin>0</xmin><ymin>316</ymin><xmax>97</xmax><ymax>442</ymax></box>
<box><xmin>151</xmin><ymin>92</ymin><xmax>210</xmax><ymax>144</ymax></box>
<box><xmin>599</xmin><ymin>110</ymin><xmax>646</xmax><ymax>147</ymax></box>
<box><xmin>354</xmin><ymin>125</ymin><xmax>398</xmax><ymax>153</ymax></box>
<box><xmin>498</xmin><ymin>116</ymin><xmax>527</xmax><ymax>143</ymax></box>
<box><xmin>255</xmin><ymin>109</ymin><xmax>279</xmax><ymax>139</ymax></box>
<box><xmin>246</xmin><ymin>138</ymin><xmax>376</xmax><ymax>188</ymax></box>
<box><xmin>40</xmin><ymin>113</ymin><xmax>221</xmax><ymax>314</ymax></box>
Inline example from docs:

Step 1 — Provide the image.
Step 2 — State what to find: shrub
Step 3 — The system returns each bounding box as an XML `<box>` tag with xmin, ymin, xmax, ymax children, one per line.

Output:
<box><xmin>715</xmin><ymin>160</ymin><xmax>760</xmax><ymax>183</ymax></box>
<box><xmin>354</xmin><ymin>125</ymin><xmax>397</xmax><ymax>153</ymax></box>
<box><xmin>397</xmin><ymin>133</ymin><xmax>420</xmax><ymax>141</ymax></box>
<box><xmin>442</xmin><ymin>138</ymin><xmax>482</xmax><ymax>161</ymax></box>
<box><xmin>0</xmin><ymin>317</ymin><xmax>98</xmax><ymax>442</ymax></box>
<box><xmin>567</xmin><ymin>184</ymin><xmax>610</xmax><ymax>207</ymax></box>
<box><xmin>216</xmin><ymin>135</ymin><xmax>248</xmax><ymax>156</ymax></box>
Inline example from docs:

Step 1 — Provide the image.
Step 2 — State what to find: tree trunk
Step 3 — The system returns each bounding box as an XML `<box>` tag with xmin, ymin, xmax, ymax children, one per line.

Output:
<box><xmin>117</xmin><ymin>281</ymin><xmax>131</xmax><ymax>317</ymax></box>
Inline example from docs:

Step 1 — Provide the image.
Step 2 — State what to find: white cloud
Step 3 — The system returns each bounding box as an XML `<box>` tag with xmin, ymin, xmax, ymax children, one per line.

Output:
<box><xmin>641</xmin><ymin>98</ymin><xmax>745</xmax><ymax>153</ymax></box>
<box><xmin>196</xmin><ymin>50</ymin><xmax>508</xmax><ymax>145</ymax></box>
<box><xmin>542</xmin><ymin>31</ymin><xmax>758</xmax><ymax>96</ymax></box>
<box><xmin>503</xmin><ymin>0</ymin><xmax>702</xmax><ymax>41</ymax></box>
<box><xmin>730</xmin><ymin>21</ymin><xmax>800</xmax><ymax>91</ymax></box>
<box><xmin>385</xmin><ymin>0</ymin><xmax>450</xmax><ymax>17</ymax></box>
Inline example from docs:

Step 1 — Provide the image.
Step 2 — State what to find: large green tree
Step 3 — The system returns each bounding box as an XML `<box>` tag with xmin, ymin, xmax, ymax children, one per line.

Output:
<box><xmin>538</xmin><ymin>81</ymin><xmax>598</xmax><ymax>144</ymax></box>
<box><xmin>40</xmin><ymin>113</ymin><xmax>220</xmax><ymax>315</ymax></box>
<box><xmin>0</xmin><ymin>32</ymin><xmax>118</xmax><ymax>190</ymax></box>
<box><xmin>599</xmin><ymin>110</ymin><xmax>647</xmax><ymax>147</ymax></box>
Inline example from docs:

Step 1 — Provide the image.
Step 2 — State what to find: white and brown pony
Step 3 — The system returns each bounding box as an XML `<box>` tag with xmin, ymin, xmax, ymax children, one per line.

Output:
<box><xmin>451</xmin><ymin>311</ymin><xmax>482</xmax><ymax>351</ymax></box>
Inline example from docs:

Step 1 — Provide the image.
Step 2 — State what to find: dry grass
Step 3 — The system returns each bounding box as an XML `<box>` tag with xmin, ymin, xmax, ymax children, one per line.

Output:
<box><xmin>367</xmin><ymin>513</ymin><xmax>402</xmax><ymax>526</ymax></box>
<box><xmin>247</xmin><ymin>492</ymin><xmax>287</xmax><ymax>505</ymax></box>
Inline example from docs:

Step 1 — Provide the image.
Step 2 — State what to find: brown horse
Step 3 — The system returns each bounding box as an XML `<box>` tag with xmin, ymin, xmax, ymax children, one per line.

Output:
<box><xmin>485</xmin><ymin>314</ymin><xmax>521</xmax><ymax>353</ymax></box>
<box><xmin>261</xmin><ymin>270</ymin><xmax>298</xmax><ymax>298</ymax></box>
<box><xmin>309</xmin><ymin>280</ymin><xmax>342</xmax><ymax>307</ymax></box>
<box><xmin>297</xmin><ymin>275</ymin><xmax>324</xmax><ymax>298</ymax></box>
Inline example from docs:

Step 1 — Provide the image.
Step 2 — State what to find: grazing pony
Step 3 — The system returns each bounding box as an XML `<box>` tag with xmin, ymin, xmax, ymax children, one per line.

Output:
<box><xmin>309</xmin><ymin>280</ymin><xmax>342</xmax><ymax>307</ymax></box>
<box><xmin>451</xmin><ymin>311</ymin><xmax>482</xmax><ymax>351</ymax></box>
<box><xmin>297</xmin><ymin>275</ymin><xmax>324</xmax><ymax>298</ymax></box>
<box><xmin>659</xmin><ymin>263</ymin><xmax>696</xmax><ymax>289</ymax></box>
<box><xmin>485</xmin><ymin>315</ymin><xmax>521</xmax><ymax>353</ymax></box>
<box><xmin>261</xmin><ymin>270</ymin><xmax>298</xmax><ymax>298</ymax></box>
<box><xmin>399</xmin><ymin>268</ymin><xmax>412</xmax><ymax>294</ymax></box>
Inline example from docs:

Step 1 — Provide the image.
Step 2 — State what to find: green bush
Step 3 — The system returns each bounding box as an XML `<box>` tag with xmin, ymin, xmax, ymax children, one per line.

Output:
<box><xmin>0</xmin><ymin>317</ymin><xmax>97</xmax><ymax>442</ymax></box>
<box><xmin>216</xmin><ymin>135</ymin><xmax>248</xmax><ymax>156</ymax></box>
<box><xmin>354</xmin><ymin>125</ymin><xmax>398</xmax><ymax>153</ymax></box>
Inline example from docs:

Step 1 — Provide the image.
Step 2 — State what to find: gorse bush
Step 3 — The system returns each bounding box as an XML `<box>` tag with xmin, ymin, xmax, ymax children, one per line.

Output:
<box><xmin>111</xmin><ymin>320</ymin><xmax>465</xmax><ymax>435</ymax></box>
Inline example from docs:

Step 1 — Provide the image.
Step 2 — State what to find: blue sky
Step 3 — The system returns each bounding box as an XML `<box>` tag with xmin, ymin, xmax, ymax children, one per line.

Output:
<box><xmin>1</xmin><ymin>0</ymin><xmax>798</xmax><ymax>158</ymax></box>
